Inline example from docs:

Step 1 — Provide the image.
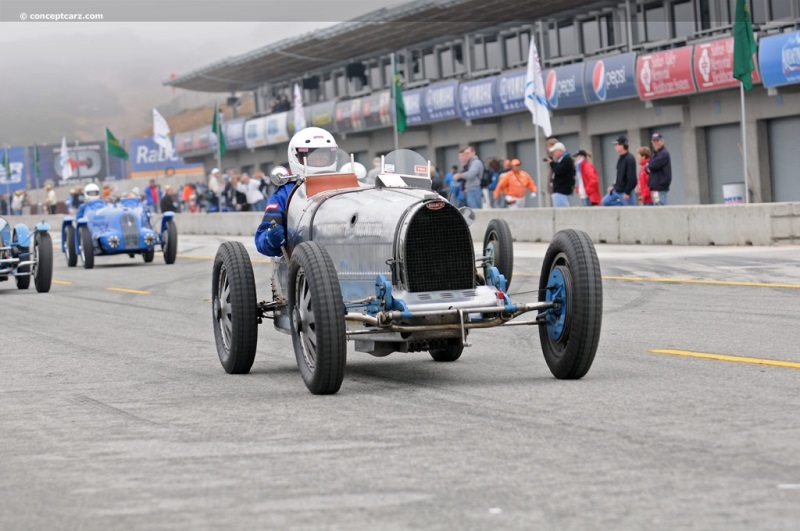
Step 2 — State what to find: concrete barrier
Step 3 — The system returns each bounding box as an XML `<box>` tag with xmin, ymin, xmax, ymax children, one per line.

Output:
<box><xmin>9</xmin><ymin>203</ymin><xmax>800</xmax><ymax>246</ymax></box>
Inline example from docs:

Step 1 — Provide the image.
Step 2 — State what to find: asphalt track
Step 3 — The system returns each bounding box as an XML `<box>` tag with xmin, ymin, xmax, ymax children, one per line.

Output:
<box><xmin>1</xmin><ymin>233</ymin><xmax>799</xmax><ymax>530</ymax></box>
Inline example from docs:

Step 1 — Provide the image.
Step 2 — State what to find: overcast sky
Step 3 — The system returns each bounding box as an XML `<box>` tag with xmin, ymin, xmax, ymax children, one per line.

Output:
<box><xmin>0</xmin><ymin>0</ymin><xmax>409</xmax><ymax>144</ymax></box>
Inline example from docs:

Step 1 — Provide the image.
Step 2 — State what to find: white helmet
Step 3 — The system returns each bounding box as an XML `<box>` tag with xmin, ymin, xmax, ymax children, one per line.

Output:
<box><xmin>339</xmin><ymin>161</ymin><xmax>367</xmax><ymax>181</ymax></box>
<box><xmin>84</xmin><ymin>183</ymin><xmax>101</xmax><ymax>202</ymax></box>
<box><xmin>288</xmin><ymin>127</ymin><xmax>338</xmax><ymax>176</ymax></box>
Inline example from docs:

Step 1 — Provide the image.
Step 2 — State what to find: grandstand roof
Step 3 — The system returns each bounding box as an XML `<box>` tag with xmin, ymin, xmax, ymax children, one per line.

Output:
<box><xmin>166</xmin><ymin>0</ymin><xmax>598</xmax><ymax>93</ymax></box>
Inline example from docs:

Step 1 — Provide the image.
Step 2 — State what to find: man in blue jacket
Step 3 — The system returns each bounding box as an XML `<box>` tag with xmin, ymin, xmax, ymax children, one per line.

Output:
<box><xmin>646</xmin><ymin>133</ymin><xmax>672</xmax><ymax>206</ymax></box>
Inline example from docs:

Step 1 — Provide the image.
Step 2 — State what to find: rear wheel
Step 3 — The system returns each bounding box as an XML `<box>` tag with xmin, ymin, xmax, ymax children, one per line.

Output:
<box><xmin>65</xmin><ymin>225</ymin><xmax>77</xmax><ymax>267</ymax></box>
<box><xmin>33</xmin><ymin>232</ymin><xmax>53</xmax><ymax>293</ymax></box>
<box><xmin>162</xmin><ymin>219</ymin><xmax>178</xmax><ymax>264</ymax></box>
<box><xmin>429</xmin><ymin>339</ymin><xmax>464</xmax><ymax>362</ymax></box>
<box><xmin>289</xmin><ymin>242</ymin><xmax>346</xmax><ymax>395</ymax></box>
<box><xmin>79</xmin><ymin>226</ymin><xmax>94</xmax><ymax>269</ymax></box>
<box><xmin>14</xmin><ymin>236</ymin><xmax>30</xmax><ymax>290</ymax></box>
<box><xmin>483</xmin><ymin>219</ymin><xmax>514</xmax><ymax>290</ymax></box>
<box><xmin>538</xmin><ymin>229</ymin><xmax>602</xmax><ymax>379</ymax></box>
<box><xmin>212</xmin><ymin>241</ymin><xmax>258</xmax><ymax>374</ymax></box>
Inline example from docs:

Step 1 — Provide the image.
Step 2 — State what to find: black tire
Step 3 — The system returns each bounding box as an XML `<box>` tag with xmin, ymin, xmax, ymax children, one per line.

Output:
<box><xmin>33</xmin><ymin>232</ymin><xmax>53</xmax><ymax>293</ymax></box>
<box><xmin>65</xmin><ymin>225</ymin><xmax>78</xmax><ymax>267</ymax></box>
<box><xmin>429</xmin><ymin>339</ymin><xmax>464</xmax><ymax>362</ymax></box>
<box><xmin>483</xmin><ymin>219</ymin><xmax>514</xmax><ymax>290</ymax></box>
<box><xmin>538</xmin><ymin>229</ymin><xmax>602</xmax><ymax>380</ymax></box>
<box><xmin>143</xmin><ymin>248</ymin><xmax>155</xmax><ymax>262</ymax></box>
<box><xmin>14</xmin><ymin>238</ymin><xmax>31</xmax><ymax>290</ymax></box>
<box><xmin>79</xmin><ymin>226</ymin><xmax>94</xmax><ymax>269</ymax></box>
<box><xmin>212</xmin><ymin>241</ymin><xmax>258</xmax><ymax>374</ymax></box>
<box><xmin>162</xmin><ymin>219</ymin><xmax>178</xmax><ymax>264</ymax></box>
<box><xmin>288</xmin><ymin>241</ymin><xmax>346</xmax><ymax>395</ymax></box>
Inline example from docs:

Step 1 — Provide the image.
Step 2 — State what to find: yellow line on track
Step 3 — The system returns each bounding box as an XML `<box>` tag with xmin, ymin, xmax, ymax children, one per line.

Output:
<box><xmin>52</xmin><ymin>280</ymin><xmax>73</xmax><ymax>285</ymax></box>
<box><xmin>649</xmin><ymin>349</ymin><xmax>800</xmax><ymax>370</ymax></box>
<box><xmin>515</xmin><ymin>272</ymin><xmax>800</xmax><ymax>289</ymax></box>
<box><xmin>176</xmin><ymin>253</ymin><xmax>271</xmax><ymax>264</ymax></box>
<box><xmin>105</xmin><ymin>287</ymin><xmax>151</xmax><ymax>295</ymax></box>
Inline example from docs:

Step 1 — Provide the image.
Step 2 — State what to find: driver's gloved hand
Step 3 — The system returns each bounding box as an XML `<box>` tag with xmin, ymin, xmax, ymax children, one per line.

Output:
<box><xmin>266</xmin><ymin>224</ymin><xmax>285</xmax><ymax>250</ymax></box>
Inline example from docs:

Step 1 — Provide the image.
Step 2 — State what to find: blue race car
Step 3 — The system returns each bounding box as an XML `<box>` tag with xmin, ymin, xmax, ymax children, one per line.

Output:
<box><xmin>0</xmin><ymin>217</ymin><xmax>53</xmax><ymax>292</ymax></box>
<box><xmin>61</xmin><ymin>197</ymin><xmax>178</xmax><ymax>269</ymax></box>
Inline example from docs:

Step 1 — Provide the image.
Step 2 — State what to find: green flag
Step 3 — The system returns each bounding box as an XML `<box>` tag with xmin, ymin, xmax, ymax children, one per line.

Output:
<box><xmin>733</xmin><ymin>0</ymin><xmax>757</xmax><ymax>91</ymax></box>
<box><xmin>212</xmin><ymin>102</ymin><xmax>226</xmax><ymax>156</ymax></box>
<box><xmin>33</xmin><ymin>144</ymin><xmax>40</xmax><ymax>178</ymax></box>
<box><xmin>394</xmin><ymin>62</ymin><xmax>406</xmax><ymax>134</ymax></box>
<box><xmin>106</xmin><ymin>128</ymin><xmax>129</xmax><ymax>160</ymax></box>
<box><xmin>1</xmin><ymin>146</ymin><xmax>9</xmax><ymax>177</ymax></box>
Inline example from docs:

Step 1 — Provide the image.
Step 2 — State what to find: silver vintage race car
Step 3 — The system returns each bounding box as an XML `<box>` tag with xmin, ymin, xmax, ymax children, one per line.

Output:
<box><xmin>212</xmin><ymin>150</ymin><xmax>602</xmax><ymax>394</ymax></box>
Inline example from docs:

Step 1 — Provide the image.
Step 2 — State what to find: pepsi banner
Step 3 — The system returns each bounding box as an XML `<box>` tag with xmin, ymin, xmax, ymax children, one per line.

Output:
<box><xmin>584</xmin><ymin>52</ymin><xmax>638</xmax><ymax>104</ymax></box>
<box><xmin>403</xmin><ymin>88</ymin><xmax>426</xmax><ymax>126</ymax></box>
<box><xmin>224</xmin><ymin>118</ymin><xmax>246</xmax><ymax>150</ymax></box>
<box><xmin>423</xmin><ymin>81</ymin><xmax>459</xmax><ymax>122</ymax></box>
<box><xmin>543</xmin><ymin>63</ymin><xmax>586</xmax><ymax>109</ymax></box>
<box><xmin>361</xmin><ymin>91</ymin><xmax>392</xmax><ymax>130</ymax></box>
<box><xmin>759</xmin><ymin>30</ymin><xmax>800</xmax><ymax>88</ymax></box>
<box><xmin>129</xmin><ymin>137</ymin><xmax>203</xmax><ymax>179</ymax></box>
<box><xmin>0</xmin><ymin>146</ymin><xmax>27</xmax><ymax>193</ymax></box>
<box><xmin>496</xmin><ymin>69</ymin><xmax>527</xmax><ymax>114</ymax></box>
<box><xmin>459</xmin><ymin>77</ymin><xmax>498</xmax><ymax>119</ymax></box>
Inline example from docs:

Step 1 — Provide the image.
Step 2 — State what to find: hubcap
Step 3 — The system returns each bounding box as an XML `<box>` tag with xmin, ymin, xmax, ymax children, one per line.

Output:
<box><xmin>293</xmin><ymin>270</ymin><xmax>317</xmax><ymax>370</ymax></box>
<box><xmin>216</xmin><ymin>266</ymin><xmax>233</xmax><ymax>351</ymax></box>
<box><xmin>546</xmin><ymin>265</ymin><xmax>570</xmax><ymax>342</ymax></box>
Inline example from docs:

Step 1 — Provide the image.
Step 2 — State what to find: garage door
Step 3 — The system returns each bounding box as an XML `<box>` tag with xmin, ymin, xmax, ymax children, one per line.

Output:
<box><xmin>475</xmin><ymin>140</ymin><xmax>497</xmax><ymax>161</ymax></box>
<box><xmin>769</xmin><ymin>116</ymin><xmax>800</xmax><ymax>202</ymax></box>
<box><xmin>706</xmin><ymin>124</ymin><xmax>743</xmax><ymax>204</ymax></box>
<box><xmin>648</xmin><ymin>125</ymin><xmax>685</xmax><ymax>205</ymax></box>
<box><xmin>438</xmin><ymin>145</ymin><xmax>460</xmax><ymax>175</ymax></box>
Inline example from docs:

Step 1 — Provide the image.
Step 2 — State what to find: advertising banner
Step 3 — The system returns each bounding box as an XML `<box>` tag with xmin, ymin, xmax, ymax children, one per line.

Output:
<box><xmin>694</xmin><ymin>37</ymin><xmax>760</xmax><ymax>92</ymax></box>
<box><xmin>223</xmin><ymin>118</ymin><xmax>246</xmax><ymax>150</ymax></box>
<box><xmin>245</xmin><ymin>117</ymin><xmax>268</xmax><ymax>150</ymax></box>
<box><xmin>361</xmin><ymin>91</ymin><xmax>392</xmax><ymax>130</ymax></box>
<box><xmin>459</xmin><ymin>77</ymin><xmax>498</xmax><ymax>119</ymax></box>
<box><xmin>584</xmin><ymin>52</ymin><xmax>639</xmax><ymax>104</ymax></box>
<box><xmin>31</xmin><ymin>142</ymin><xmax>108</xmax><ymax>187</ymax></box>
<box><xmin>0</xmin><ymin>146</ymin><xmax>27</xmax><ymax>194</ymax></box>
<box><xmin>335</xmin><ymin>98</ymin><xmax>365</xmax><ymax>133</ymax></box>
<box><xmin>402</xmin><ymin>88</ymin><xmax>426</xmax><ymax>125</ymax></box>
<box><xmin>175</xmin><ymin>131</ymin><xmax>195</xmax><ymax>154</ymax></box>
<box><xmin>637</xmin><ymin>46</ymin><xmax>697</xmax><ymax>100</ymax></box>
<box><xmin>543</xmin><ymin>63</ymin><xmax>586</xmax><ymax>109</ymax></box>
<box><xmin>129</xmin><ymin>137</ymin><xmax>204</xmax><ymax>179</ymax></box>
<box><xmin>759</xmin><ymin>30</ymin><xmax>800</xmax><ymax>88</ymax></box>
<box><xmin>265</xmin><ymin>112</ymin><xmax>290</xmax><ymax>145</ymax></box>
<box><xmin>309</xmin><ymin>100</ymin><xmax>337</xmax><ymax>130</ymax></box>
<box><xmin>423</xmin><ymin>80</ymin><xmax>459</xmax><ymax>122</ymax></box>
<box><xmin>192</xmin><ymin>126</ymin><xmax>212</xmax><ymax>152</ymax></box>
<box><xmin>496</xmin><ymin>69</ymin><xmax>527</xmax><ymax>114</ymax></box>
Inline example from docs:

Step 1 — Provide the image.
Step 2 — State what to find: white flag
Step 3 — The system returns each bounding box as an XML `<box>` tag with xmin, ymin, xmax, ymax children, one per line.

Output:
<box><xmin>524</xmin><ymin>38</ymin><xmax>552</xmax><ymax>137</ymax></box>
<box><xmin>293</xmin><ymin>83</ymin><xmax>306</xmax><ymax>131</ymax></box>
<box><xmin>153</xmin><ymin>108</ymin><xmax>175</xmax><ymax>158</ymax></box>
<box><xmin>59</xmin><ymin>136</ymin><xmax>73</xmax><ymax>181</ymax></box>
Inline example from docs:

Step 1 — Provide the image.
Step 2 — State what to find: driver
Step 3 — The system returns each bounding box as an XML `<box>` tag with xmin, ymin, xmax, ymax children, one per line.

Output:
<box><xmin>76</xmin><ymin>183</ymin><xmax>103</xmax><ymax>218</ymax></box>
<box><xmin>255</xmin><ymin>127</ymin><xmax>338</xmax><ymax>257</ymax></box>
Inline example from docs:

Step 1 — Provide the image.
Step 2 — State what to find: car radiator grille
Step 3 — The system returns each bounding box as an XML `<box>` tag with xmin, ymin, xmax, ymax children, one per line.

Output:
<box><xmin>403</xmin><ymin>203</ymin><xmax>474</xmax><ymax>292</ymax></box>
<box><xmin>120</xmin><ymin>213</ymin><xmax>139</xmax><ymax>249</ymax></box>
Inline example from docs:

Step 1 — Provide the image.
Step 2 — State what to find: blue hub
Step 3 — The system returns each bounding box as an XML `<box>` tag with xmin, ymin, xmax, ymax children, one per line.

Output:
<box><xmin>545</xmin><ymin>267</ymin><xmax>568</xmax><ymax>341</ymax></box>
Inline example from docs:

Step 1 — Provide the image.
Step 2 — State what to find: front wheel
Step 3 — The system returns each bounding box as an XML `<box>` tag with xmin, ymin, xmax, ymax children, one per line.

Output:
<box><xmin>538</xmin><ymin>229</ymin><xmax>602</xmax><ymax>379</ymax></box>
<box><xmin>289</xmin><ymin>241</ymin><xmax>346</xmax><ymax>395</ymax></box>
<box><xmin>212</xmin><ymin>241</ymin><xmax>258</xmax><ymax>374</ymax></box>
<box><xmin>34</xmin><ymin>232</ymin><xmax>53</xmax><ymax>293</ymax></box>
<box><xmin>65</xmin><ymin>225</ymin><xmax>78</xmax><ymax>267</ymax></box>
<box><xmin>483</xmin><ymin>219</ymin><xmax>514</xmax><ymax>290</ymax></box>
<box><xmin>143</xmin><ymin>248</ymin><xmax>155</xmax><ymax>262</ymax></box>
<box><xmin>79</xmin><ymin>226</ymin><xmax>94</xmax><ymax>269</ymax></box>
<box><xmin>162</xmin><ymin>219</ymin><xmax>178</xmax><ymax>264</ymax></box>
<box><xmin>429</xmin><ymin>339</ymin><xmax>464</xmax><ymax>362</ymax></box>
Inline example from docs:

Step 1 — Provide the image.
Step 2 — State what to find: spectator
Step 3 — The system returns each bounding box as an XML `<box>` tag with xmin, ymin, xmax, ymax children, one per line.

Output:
<box><xmin>574</xmin><ymin>150</ymin><xmax>601</xmax><ymax>206</ymax></box>
<box><xmin>221</xmin><ymin>175</ymin><xmax>234</xmax><ymax>211</ymax></box>
<box><xmin>207</xmin><ymin>168</ymin><xmax>223</xmax><ymax>206</ymax></box>
<box><xmin>231</xmin><ymin>176</ymin><xmax>247</xmax><ymax>211</ymax></box>
<box><xmin>545</xmin><ymin>137</ymin><xmax>560</xmax><ymax>196</ymax></box>
<box><xmin>602</xmin><ymin>135</ymin><xmax>637</xmax><ymax>206</ymax></box>
<box><xmin>236</xmin><ymin>172</ymin><xmax>267</xmax><ymax>212</ymax></box>
<box><xmin>453</xmin><ymin>145</ymin><xmax>483</xmax><ymax>209</ymax></box>
<box><xmin>71</xmin><ymin>187</ymin><xmax>84</xmax><ymax>214</ymax></box>
<box><xmin>255</xmin><ymin>170</ymin><xmax>270</xmax><ymax>199</ymax></box>
<box><xmin>11</xmin><ymin>190</ymin><xmax>23</xmax><ymax>215</ymax></box>
<box><xmin>493</xmin><ymin>159</ymin><xmax>537</xmax><ymax>209</ymax></box>
<box><xmin>489</xmin><ymin>160</ymin><xmax>509</xmax><ymax>208</ymax></box>
<box><xmin>548</xmin><ymin>142</ymin><xmax>575</xmax><ymax>208</ymax></box>
<box><xmin>364</xmin><ymin>157</ymin><xmax>381</xmax><ymax>185</ymax></box>
<box><xmin>45</xmin><ymin>185</ymin><xmax>58</xmax><ymax>214</ymax></box>
<box><xmin>145</xmin><ymin>178</ymin><xmax>163</xmax><ymax>213</ymax></box>
<box><xmin>646</xmin><ymin>133</ymin><xmax>672</xmax><ymax>205</ymax></box>
<box><xmin>181</xmin><ymin>183</ymin><xmax>194</xmax><ymax>212</ymax></box>
<box><xmin>481</xmin><ymin>158</ymin><xmax>499</xmax><ymax>207</ymax></box>
<box><xmin>0</xmin><ymin>194</ymin><xmax>7</xmax><ymax>216</ymax></box>
<box><xmin>430</xmin><ymin>165</ymin><xmax>447</xmax><ymax>196</ymax></box>
<box><xmin>160</xmin><ymin>185</ymin><xmax>178</xmax><ymax>212</ymax></box>
<box><xmin>444</xmin><ymin>165</ymin><xmax>463</xmax><ymax>207</ymax></box>
<box><xmin>637</xmin><ymin>147</ymin><xmax>653</xmax><ymax>206</ymax></box>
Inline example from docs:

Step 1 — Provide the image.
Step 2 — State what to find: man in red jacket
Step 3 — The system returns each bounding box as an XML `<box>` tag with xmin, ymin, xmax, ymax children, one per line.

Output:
<box><xmin>574</xmin><ymin>150</ymin><xmax>601</xmax><ymax>206</ymax></box>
